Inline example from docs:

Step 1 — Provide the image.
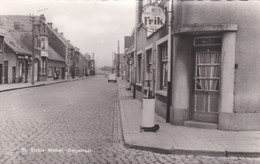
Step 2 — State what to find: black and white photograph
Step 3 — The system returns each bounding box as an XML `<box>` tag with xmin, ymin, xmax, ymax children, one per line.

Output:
<box><xmin>0</xmin><ymin>0</ymin><xmax>260</xmax><ymax>163</ymax></box>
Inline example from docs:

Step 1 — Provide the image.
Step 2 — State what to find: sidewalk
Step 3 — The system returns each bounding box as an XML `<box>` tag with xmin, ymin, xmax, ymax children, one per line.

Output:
<box><xmin>0</xmin><ymin>77</ymin><xmax>90</xmax><ymax>92</ymax></box>
<box><xmin>117</xmin><ymin>79</ymin><xmax>260</xmax><ymax>158</ymax></box>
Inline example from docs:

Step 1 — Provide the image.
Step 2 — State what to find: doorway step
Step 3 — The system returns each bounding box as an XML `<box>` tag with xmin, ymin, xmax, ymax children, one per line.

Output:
<box><xmin>184</xmin><ymin>120</ymin><xmax>217</xmax><ymax>130</ymax></box>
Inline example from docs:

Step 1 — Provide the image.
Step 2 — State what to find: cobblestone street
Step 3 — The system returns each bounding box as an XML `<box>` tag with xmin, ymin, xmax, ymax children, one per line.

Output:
<box><xmin>0</xmin><ymin>76</ymin><xmax>259</xmax><ymax>163</ymax></box>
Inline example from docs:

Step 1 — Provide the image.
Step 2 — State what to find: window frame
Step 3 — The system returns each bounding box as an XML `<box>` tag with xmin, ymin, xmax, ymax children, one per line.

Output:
<box><xmin>0</xmin><ymin>36</ymin><xmax>3</xmax><ymax>52</ymax></box>
<box><xmin>137</xmin><ymin>51</ymin><xmax>143</xmax><ymax>83</ymax></box>
<box><xmin>159</xmin><ymin>42</ymin><xmax>168</xmax><ymax>89</ymax></box>
<box><xmin>156</xmin><ymin>36</ymin><xmax>168</xmax><ymax>91</ymax></box>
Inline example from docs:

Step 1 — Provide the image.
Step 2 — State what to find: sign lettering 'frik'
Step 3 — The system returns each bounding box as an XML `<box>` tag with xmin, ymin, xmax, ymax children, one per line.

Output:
<box><xmin>141</xmin><ymin>4</ymin><xmax>166</xmax><ymax>31</ymax></box>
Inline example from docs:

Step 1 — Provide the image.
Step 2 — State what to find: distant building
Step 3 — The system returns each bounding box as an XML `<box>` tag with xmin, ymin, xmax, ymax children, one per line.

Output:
<box><xmin>89</xmin><ymin>54</ymin><xmax>95</xmax><ymax>76</ymax></box>
<box><xmin>47</xmin><ymin>45</ymin><xmax>65</xmax><ymax>80</ymax></box>
<box><xmin>84</xmin><ymin>53</ymin><xmax>91</xmax><ymax>76</ymax></box>
<box><xmin>47</xmin><ymin>22</ymin><xmax>73</xmax><ymax>80</ymax></box>
<box><xmin>124</xmin><ymin>35</ymin><xmax>134</xmax><ymax>82</ymax></box>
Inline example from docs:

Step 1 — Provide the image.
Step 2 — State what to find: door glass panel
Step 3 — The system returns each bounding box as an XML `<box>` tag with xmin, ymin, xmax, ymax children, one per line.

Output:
<box><xmin>195</xmin><ymin>94</ymin><xmax>208</xmax><ymax>112</ymax></box>
<box><xmin>209</xmin><ymin>94</ymin><xmax>218</xmax><ymax>112</ymax></box>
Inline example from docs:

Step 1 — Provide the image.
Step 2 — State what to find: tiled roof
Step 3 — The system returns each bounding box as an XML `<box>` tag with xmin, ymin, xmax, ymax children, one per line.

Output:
<box><xmin>2</xmin><ymin>29</ymin><xmax>32</xmax><ymax>55</ymax></box>
<box><xmin>47</xmin><ymin>24</ymin><xmax>74</xmax><ymax>49</ymax></box>
<box><xmin>48</xmin><ymin>45</ymin><xmax>65</xmax><ymax>62</ymax></box>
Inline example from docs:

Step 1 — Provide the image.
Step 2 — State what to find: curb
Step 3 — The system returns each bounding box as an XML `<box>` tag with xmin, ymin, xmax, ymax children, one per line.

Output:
<box><xmin>124</xmin><ymin>143</ymin><xmax>260</xmax><ymax>158</ymax></box>
<box><xmin>117</xmin><ymin>81</ymin><xmax>260</xmax><ymax>158</ymax></box>
<box><xmin>0</xmin><ymin>76</ymin><xmax>93</xmax><ymax>93</ymax></box>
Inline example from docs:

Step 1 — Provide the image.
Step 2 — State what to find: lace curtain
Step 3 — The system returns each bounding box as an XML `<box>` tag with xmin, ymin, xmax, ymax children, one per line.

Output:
<box><xmin>197</xmin><ymin>52</ymin><xmax>220</xmax><ymax>91</ymax></box>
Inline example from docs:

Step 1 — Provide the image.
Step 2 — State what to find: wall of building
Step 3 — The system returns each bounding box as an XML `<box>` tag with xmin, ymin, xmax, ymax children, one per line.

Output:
<box><xmin>177</xmin><ymin>1</ymin><xmax>260</xmax><ymax>114</ymax></box>
<box><xmin>170</xmin><ymin>35</ymin><xmax>193</xmax><ymax>125</ymax></box>
<box><xmin>4</xmin><ymin>52</ymin><xmax>17</xmax><ymax>83</ymax></box>
<box><xmin>135</xmin><ymin>4</ymin><xmax>168</xmax><ymax>109</ymax></box>
<box><xmin>48</xmin><ymin>60</ymin><xmax>65</xmax><ymax>79</ymax></box>
<box><xmin>172</xmin><ymin>1</ymin><xmax>260</xmax><ymax>130</ymax></box>
<box><xmin>0</xmin><ymin>15</ymin><xmax>31</xmax><ymax>32</ymax></box>
<box><xmin>79</xmin><ymin>54</ymin><xmax>85</xmax><ymax>77</ymax></box>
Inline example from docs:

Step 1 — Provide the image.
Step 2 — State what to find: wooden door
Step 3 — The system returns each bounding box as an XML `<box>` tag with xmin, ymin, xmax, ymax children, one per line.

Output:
<box><xmin>193</xmin><ymin>51</ymin><xmax>221</xmax><ymax>123</ymax></box>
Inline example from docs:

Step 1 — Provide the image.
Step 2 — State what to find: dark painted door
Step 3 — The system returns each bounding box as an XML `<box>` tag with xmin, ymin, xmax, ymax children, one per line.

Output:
<box><xmin>4</xmin><ymin>61</ymin><xmax>8</xmax><ymax>84</ymax></box>
<box><xmin>12</xmin><ymin>67</ymin><xmax>16</xmax><ymax>83</ymax></box>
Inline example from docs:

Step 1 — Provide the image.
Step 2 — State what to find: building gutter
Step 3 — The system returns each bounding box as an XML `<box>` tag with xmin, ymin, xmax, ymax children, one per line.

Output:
<box><xmin>166</xmin><ymin>0</ymin><xmax>173</xmax><ymax>123</ymax></box>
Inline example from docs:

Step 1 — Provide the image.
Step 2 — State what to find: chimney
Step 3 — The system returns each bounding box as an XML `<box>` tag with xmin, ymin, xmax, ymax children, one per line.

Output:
<box><xmin>67</xmin><ymin>40</ymin><xmax>70</xmax><ymax>43</ymax></box>
<box><xmin>47</xmin><ymin>22</ymin><xmax>53</xmax><ymax>28</ymax></box>
<box><xmin>60</xmin><ymin>32</ymin><xmax>63</xmax><ymax>36</ymax></box>
<box><xmin>54</xmin><ymin>28</ymin><xmax>58</xmax><ymax>32</ymax></box>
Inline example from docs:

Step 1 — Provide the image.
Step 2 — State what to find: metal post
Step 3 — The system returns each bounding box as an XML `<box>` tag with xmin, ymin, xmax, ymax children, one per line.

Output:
<box><xmin>117</xmin><ymin>40</ymin><xmax>120</xmax><ymax>77</ymax></box>
<box><xmin>166</xmin><ymin>0</ymin><xmax>173</xmax><ymax>123</ymax></box>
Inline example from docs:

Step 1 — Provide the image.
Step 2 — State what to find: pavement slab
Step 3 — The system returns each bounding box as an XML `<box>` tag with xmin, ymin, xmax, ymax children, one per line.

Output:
<box><xmin>117</xmin><ymin>79</ymin><xmax>260</xmax><ymax>157</ymax></box>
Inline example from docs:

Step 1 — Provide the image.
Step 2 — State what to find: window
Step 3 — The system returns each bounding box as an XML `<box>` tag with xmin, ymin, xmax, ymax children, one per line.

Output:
<box><xmin>41</xmin><ymin>59</ymin><xmax>46</xmax><ymax>75</ymax></box>
<box><xmin>137</xmin><ymin>53</ymin><xmax>142</xmax><ymax>83</ymax></box>
<box><xmin>19</xmin><ymin>61</ymin><xmax>24</xmax><ymax>77</ymax></box>
<box><xmin>0</xmin><ymin>36</ymin><xmax>3</xmax><ymax>52</ymax></box>
<box><xmin>41</xmin><ymin>38</ymin><xmax>46</xmax><ymax>50</ymax></box>
<box><xmin>35</xmin><ymin>35</ymin><xmax>41</xmax><ymax>48</ymax></box>
<box><xmin>146</xmin><ymin>49</ymin><xmax>152</xmax><ymax>73</ymax></box>
<box><xmin>194</xmin><ymin>36</ymin><xmax>222</xmax><ymax>46</ymax></box>
<box><xmin>48</xmin><ymin>67</ymin><xmax>52</xmax><ymax>77</ymax></box>
<box><xmin>159</xmin><ymin>42</ymin><xmax>168</xmax><ymax>89</ymax></box>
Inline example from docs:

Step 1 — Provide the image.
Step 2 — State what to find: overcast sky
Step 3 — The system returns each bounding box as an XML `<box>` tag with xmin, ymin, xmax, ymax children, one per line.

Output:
<box><xmin>0</xmin><ymin>0</ymin><xmax>136</xmax><ymax>67</ymax></box>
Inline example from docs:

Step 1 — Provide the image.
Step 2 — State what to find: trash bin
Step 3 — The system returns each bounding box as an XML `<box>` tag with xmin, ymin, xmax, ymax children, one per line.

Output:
<box><xmin>142</xmin><ymin>97</ymin><xmax>155</xmax><ymax>127</ymax></box>
<box><xmin>140</xmin><ymin>97</ymin><xmax>159</xmax><ymax>132</ymax></box>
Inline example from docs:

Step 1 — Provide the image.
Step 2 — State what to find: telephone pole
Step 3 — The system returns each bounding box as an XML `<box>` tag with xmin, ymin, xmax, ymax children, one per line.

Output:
<box><xmin>30</xmin><ymin>15</ymin><xmax>35</xmax><ymax>85</ymax></box>
<box><xmin>117</xmin><ymin>40</ymin><xmax>120</xmax><ymax>77</ymax></box>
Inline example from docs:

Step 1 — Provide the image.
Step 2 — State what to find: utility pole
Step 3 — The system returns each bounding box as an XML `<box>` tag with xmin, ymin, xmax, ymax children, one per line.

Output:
<box><xmin>117</xmin><ymin>40</ymin><xmax>120</xmax><ymax>77</ymax></box>
<box><xmin>112</xmin><ymin>52</ymin><xmax>114</xmax><ymax>73</ymax></box>
<box><xmin>30</xmin><ymin>15</ymin><xmax>35</xmax><ymax>85</ymax></box>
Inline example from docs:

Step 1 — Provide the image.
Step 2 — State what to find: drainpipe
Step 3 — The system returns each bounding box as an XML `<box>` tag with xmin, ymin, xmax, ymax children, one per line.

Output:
<box><xmin>133</xmin><ymin>0</ymin><xmax>139</xmax><ymax>99</ymax></box>
<box><xmin>166</xmin><ymin>0</ymin><xmax>173</xmax><ymax>123</ymax></box>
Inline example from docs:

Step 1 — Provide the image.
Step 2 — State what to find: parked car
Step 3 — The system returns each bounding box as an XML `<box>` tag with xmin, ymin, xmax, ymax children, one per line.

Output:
<box><xmin>108</xmin><ymin>74</ymin><xmax>117</xmax><ymax>83</ymax></box>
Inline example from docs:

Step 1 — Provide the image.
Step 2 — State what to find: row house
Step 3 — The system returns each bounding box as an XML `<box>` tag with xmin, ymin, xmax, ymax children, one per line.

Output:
<box><xmin>79</xmin><ymin>52</ymin><xmax>88</xmax><ymax>77</ymax></box>
<box><xmin>47</xmin><ymin>45</ymin><xmax>66</xmax><ymax>80</ymax></box>
<box><xmin>72</xmin><ymin>47</ymin><xmax>80</xmax><ymax>78</ymax></box>
<box><xmin>47</xmin><ymin>23</ymin><xmax>72</xmax><ymax>80</ymax></box>
<box><xmin>47</xmin><ymin>23</ymin><xmax>91</xmax><ymax>79</ymax></box>
<box><xmin>127</xmin><ymin>0</ymin><xmax>260</xmax><ymax>131</ymax></box>
<box><xmin>0</xmin><ymin>15</ymin><xmax>94</xmax><ymax>85</ymax></box>
<box><xmin>84</xmin><ymin>53</ymin><xmax>92</xmax><ymax>76</ymax></box>
<box><xmin>0</xmin><ymin>28</ymin><xmax>32</xmax><ymax>84</ymax></box>
<box><xmin>0</xmin><ymin>15</ymin><xmax>48</xmax><ymax>83</ymax></box>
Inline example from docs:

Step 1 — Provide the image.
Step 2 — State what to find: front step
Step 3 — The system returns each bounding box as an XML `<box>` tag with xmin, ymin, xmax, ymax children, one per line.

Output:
<box><xmin>184</xmin><ymin>120</ymin><xmax>218</xmax><ymax>130</ymax></box>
